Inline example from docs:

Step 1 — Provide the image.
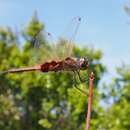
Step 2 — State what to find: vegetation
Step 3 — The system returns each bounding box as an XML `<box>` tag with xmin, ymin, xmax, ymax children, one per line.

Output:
<box><xmin>0</xmin><ymin>13</ymin><xmax>130</xmax><ymax>130</ymax></box>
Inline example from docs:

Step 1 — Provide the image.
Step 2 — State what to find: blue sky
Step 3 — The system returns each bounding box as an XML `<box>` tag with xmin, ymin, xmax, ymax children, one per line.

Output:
<box><xmin>0</xmin><ymin>0</ymin><xmax>130</xmax><ymax>82</ymax></box>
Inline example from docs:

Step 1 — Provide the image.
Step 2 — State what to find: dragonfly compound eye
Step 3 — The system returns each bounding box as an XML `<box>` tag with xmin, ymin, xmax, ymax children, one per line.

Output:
<box><xmin>81</xmin><ymin>58</ymin><xmax>89</xmax><ymax>69</ymax></box>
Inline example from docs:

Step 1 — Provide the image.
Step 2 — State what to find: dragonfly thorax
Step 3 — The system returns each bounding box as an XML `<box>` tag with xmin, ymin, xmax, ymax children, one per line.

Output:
<box><xmin>78</xmin><ymin>57</ymin><xmax>89</xmax><ymax>70</ymax></box>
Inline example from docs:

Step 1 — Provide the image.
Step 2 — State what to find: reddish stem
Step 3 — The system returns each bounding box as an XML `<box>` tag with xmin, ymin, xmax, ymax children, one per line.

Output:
<box><xmin>85</xmin><ymin>72</ymin><xmax>94</xmax><ymax>130</ymax></box>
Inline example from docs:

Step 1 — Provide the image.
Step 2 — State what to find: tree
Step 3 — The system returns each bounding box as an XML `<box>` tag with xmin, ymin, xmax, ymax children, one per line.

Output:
<box><xmin>96</xmin><ymin>64</ymin><xmax>130</xmax><ymax>130</ymax></box>
<box><xmin>0</xmin><ymin>13</ymin><xmax>106</xmax><ymax>130</ymax></box>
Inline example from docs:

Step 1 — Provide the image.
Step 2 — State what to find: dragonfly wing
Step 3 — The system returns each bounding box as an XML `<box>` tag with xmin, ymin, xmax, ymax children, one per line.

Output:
<box><xmin>30</xmin><ymin>29</ymin><xmax>57</xmax><ymax>64</ymax></box>
<box><xmin>30</xmin><ymin>17</ymin><xmax>81</xmax><ymax>64</ymax></box>
<box><xmin>59</xmin><ymin>16</ymin><xmax>81</xmax><ymax>58</ymax></box>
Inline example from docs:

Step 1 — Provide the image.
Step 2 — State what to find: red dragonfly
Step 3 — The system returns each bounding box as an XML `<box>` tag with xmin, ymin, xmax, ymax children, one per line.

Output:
<box><xmin>1</xmin><ymin>17</ymin><xmax>89</xmax><ymax>94</ymax></box>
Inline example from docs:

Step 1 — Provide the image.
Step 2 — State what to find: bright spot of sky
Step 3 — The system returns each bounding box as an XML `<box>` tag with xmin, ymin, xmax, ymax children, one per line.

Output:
<box><xmin>0</xmin><ymin>0</ymin><xmax>130</xmax><ymax>84</ymax></box>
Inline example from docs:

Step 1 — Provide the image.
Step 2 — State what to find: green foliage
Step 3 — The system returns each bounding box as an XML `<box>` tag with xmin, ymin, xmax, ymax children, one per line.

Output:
<box><xmin>97</xmin><ymin>65</ymin><xmax>130</xmax><ymax>130</ymax></box>
<box><xmin>2</xmin><ymin>12</ymin><xmax>130</xmax><ymax>130</ymax></box>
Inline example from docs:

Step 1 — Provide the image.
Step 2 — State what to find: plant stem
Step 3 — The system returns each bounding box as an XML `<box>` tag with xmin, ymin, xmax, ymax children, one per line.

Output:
<box><xmin>85</xmin><ymin>72</ymin><xmax>94</xmax><ymax>130</ymax></box>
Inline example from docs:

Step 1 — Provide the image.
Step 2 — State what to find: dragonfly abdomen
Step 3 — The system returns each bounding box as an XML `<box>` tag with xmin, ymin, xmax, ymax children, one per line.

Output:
<box><xmin>40</xmin><ymin>61</ymin><xmax>63</xmax><ymax>72</ymax></box>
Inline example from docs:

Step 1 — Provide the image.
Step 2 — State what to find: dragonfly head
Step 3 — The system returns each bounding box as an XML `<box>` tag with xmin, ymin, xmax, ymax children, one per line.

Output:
<box><xmin>79</xmin><ymin>57</ymin><xmax>89</xmax><ymax>70</ymax></box>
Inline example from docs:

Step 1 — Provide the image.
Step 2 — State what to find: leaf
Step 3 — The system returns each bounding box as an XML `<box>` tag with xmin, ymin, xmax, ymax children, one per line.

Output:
<box><xmin>38</xmin><ymin>119</ymin><xmax>52</xmax><ymax>128</ymax></box>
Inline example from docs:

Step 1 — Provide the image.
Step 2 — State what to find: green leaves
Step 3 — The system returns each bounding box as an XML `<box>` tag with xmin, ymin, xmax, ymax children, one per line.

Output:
<box><xmin>0</xmin><ymin>12</ymin><xmax>107</xmax><ymax>130</ymax></box>
<box><xmin>38</xmin><ymin>119</ymin><xmax>52</xmax><ymax>128</ymax></box>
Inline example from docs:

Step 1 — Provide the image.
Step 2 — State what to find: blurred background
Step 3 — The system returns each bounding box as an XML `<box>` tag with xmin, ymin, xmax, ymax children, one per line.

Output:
<box><xmin>0</xmin><ymin>0</ymin><xmax>130</xmax><ymax>130</ymax></box>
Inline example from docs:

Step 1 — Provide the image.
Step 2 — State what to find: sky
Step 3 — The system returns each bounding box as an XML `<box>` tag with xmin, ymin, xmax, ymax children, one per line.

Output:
<box><xmin>0</xmin><ymin>0</ymin><xmax>130</xmax><ymax>83</ymax></box>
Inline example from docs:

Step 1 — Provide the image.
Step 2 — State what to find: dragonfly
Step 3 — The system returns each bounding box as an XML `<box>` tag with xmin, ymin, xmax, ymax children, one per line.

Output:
<box><xmin>0</xmin><ymin>17</ymin><xmax>89</xmax><ymax>94</ymax></box>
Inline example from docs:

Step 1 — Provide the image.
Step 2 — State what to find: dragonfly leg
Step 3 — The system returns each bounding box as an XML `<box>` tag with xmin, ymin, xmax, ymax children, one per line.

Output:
<box><xmin>76</xmin><ymin>70</ymin><xmax>88</xmax><ymax>83</ymax></box>
<box><xmin>72</xmin><ymin>71</ymin><xmax>86</xmax><ymax>95</ymax></box>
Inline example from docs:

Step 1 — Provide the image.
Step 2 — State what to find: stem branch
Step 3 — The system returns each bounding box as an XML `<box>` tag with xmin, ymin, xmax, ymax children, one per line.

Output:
<box><xmin>85</xmin><ymin>72</ymin><xmax>94</xmax><ymax>130</ymax></box>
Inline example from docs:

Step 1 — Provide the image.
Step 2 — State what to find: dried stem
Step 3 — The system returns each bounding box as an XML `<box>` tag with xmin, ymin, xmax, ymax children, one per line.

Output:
<box><xmin>85</xmin><ymin>72</ymin><xmax>94</xmax><ymax>130</ymax></box>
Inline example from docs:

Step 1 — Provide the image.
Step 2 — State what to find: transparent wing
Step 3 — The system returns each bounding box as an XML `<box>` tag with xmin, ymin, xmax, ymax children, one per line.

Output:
<box><xmin>31</xmin><ymin>16</ymin><xmax>81</xmax><ymax>64</ymax></box>
<box><xmin>29</xmin><ymin>29</ymin><xmax>55</xmax><ymax>64</ymax></box>
<box><xmin>59</xmin><ymin>16</ymin><xmax>81</xmax><ymax>58</ymax></box>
